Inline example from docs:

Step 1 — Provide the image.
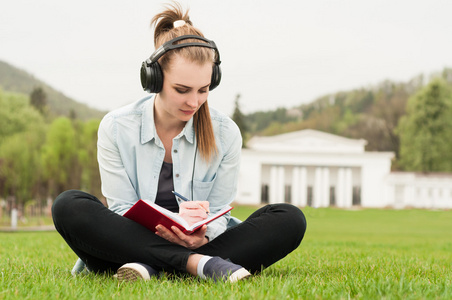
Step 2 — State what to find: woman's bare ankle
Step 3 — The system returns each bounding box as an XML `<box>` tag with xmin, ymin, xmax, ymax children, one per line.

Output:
<box><xmin>186</xmin><ymin>254</ymin><xmax>204</xmax><ymax>276</ymax></box>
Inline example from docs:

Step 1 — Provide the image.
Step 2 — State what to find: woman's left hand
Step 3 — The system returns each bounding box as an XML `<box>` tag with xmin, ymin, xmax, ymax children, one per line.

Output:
<box><xmin>155</xmin><ymin>224</ymin><xmax>208</xmax><ymax>249</ymax></box>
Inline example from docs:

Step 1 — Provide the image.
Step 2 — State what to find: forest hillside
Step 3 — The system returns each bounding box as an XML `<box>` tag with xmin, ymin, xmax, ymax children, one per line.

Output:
<box><xmin>0</xmin><ymin>60</ymin><xmax>105</xmax><ymax>120</ymax></box>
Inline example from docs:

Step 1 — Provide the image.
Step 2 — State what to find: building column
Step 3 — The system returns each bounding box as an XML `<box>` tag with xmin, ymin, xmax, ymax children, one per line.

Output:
<box><xmin>344</xmin><ymin>167</ymin><xmax>353</xmax><ymax>207</ymax></box>
<box><xmin>292</xmin><ymin>166</ymin><xmax>307</xmax><ymax>207</ymax></box>
<box><xmin>322</xmin><ymin>167</ymin><xmax>330</xmax><ymax>207</ymax></box>
<box><xmin>277</xmin><ymin>166</ymin><xmax>285</xmax><ymax>203</ymax></box>
<box><xmin>336</xmin><ymin>167</ymin><xmax>353</xmax><ymax>208</ymax></box>
<box><xmin>337</xmin><ymin>168</ymin><xmax>344</xmax><ymax>207</ymax></box>
<box><xmin>300</xmin><ymin>166</ymin><xmax>307</xmax><ymax>207</ymax></box>
<box><xmin>270</xmin><ymin>166</ymin><xmax>278</xmax><ymax>204</ymax></box>
<box><xmin>270</xmin><ymin>165</ymin><xmax>285</xmax><ymax>204</ymax></box>
<box><xmin>292</xmin><ymin>167</ymin><xmax>300</xmax><ymax>206</ymax></box>
<box><xmin>314</xmin><ymin>167</ymin><xmax>322</xmax><ymax>207</ymax></box>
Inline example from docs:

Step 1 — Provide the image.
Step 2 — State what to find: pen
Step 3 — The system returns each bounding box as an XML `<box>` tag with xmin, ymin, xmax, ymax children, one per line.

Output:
<box><xmin>172</xmin><ymin>191</ymin><xmax>189</xmax><ymax>202</ymax></box>
<box><xmin>172</xmin><ymin>191</ymin><xmax>210</xmax><ymax>215</ymax></box>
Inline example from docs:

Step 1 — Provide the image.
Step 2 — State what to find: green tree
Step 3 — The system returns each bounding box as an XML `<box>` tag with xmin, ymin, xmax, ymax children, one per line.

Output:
<box><xmin>333</xmin><ymin>108</ymin><xmax>359</xmax><ymax>133</ymax></box>
<box><xmin>397</xmin><ymin>78</ymin><xmax>452</xmax><ymax>171</ymax></box>
<box><xmin>370</xmin><ymin>84</ymin><xmax>408</xmax><ymax>156</ymax></box>
<box><xmin>0</xmin><ymin>89</ymin><xmax>44</xmax><ymax>146</ymax></box>
<box><xmin>0</xmin><ymin>90</ymin><xmax>46</xmax><ymax>208</ymax></box>
<box><xmin>69</xmin><ymin>109</ymin><xmax>77</xmax><ymax>120</ymax></box>
<box><xmin>41</xmin><ymin>117</ymin><xmax>80</xmax><ymax>197</ymax></box>
<box><xmin>30</xmin><ymin>86</ymin><xmax>47</xmax><ymax>115</ymax></box>
<box><xmin>344</xmin><ymin>84</ymin><xmax>409</xmax><ymax>155</ymax></box>
<box><xmin>231</xmin><ymin>94</ymin><xmax>248</xmax><ymax>147</ymax></box>
<box><xmin>78</xmin><ymin>119</ymin><xmax>102</xmax><ymax>199</ymax></box>
<box><xmin>0</xmin><ymin>130</ymin><xmax>45</xmax><ymax>206</ymax></box>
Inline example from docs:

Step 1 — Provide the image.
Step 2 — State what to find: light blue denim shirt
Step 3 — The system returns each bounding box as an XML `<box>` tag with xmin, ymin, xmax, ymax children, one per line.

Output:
<box><xmin>97</xmin><ymin>95</ymin><xmax>242</xmax><ymax>240</ymax></box>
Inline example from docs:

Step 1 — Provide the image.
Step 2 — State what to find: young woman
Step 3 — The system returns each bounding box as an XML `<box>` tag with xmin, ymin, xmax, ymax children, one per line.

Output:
<box><xmin>52</xmin><ymin>3</ymin><xmax>307</xmax><ymax>283</ymax></box>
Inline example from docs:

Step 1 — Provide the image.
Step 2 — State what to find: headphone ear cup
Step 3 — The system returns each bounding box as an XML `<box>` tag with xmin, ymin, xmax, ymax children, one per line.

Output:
<box><xmin>209</xmin><ymin>63</ymin><xmax>222</xmax><ymax>91</ymax></box>
<box><xmin>150</xmin><ymin>62</ymin><xmax>164</xmax><ymax>93</ymax></box>
<box><xmin>141</xmin><ymin>61</ymin><xmax>164</xmax><ymax>93</ymax></box>
<box><xmin>140</xmin><ymin>61</ymin><xmax>151</xmax><ymax>92</ymax></box>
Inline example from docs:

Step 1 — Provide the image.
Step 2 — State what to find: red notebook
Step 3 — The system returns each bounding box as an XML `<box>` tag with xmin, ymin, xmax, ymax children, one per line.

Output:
<box><xmin>123</xmin><ymin>200</ymin><xmax>233</xmax><ymax>235</ymax></box>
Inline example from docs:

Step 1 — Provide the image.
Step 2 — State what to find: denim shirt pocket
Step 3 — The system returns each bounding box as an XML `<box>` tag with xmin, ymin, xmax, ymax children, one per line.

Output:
<box><xmin>192</xmin><ymin>173</ymin><xmax>217</xmax><ymax>201</ymax></box>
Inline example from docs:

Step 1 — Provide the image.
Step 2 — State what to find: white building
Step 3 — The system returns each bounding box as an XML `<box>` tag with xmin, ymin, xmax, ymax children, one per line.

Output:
<box><xmin>236</xmin><ymin>129</ymin><xmax>452</xmax><ymax>209</ymax></box>
<box><xmin>385</xmin><ymin>172</ymin><xmax>452</xmax><ymax>209</ymax></box>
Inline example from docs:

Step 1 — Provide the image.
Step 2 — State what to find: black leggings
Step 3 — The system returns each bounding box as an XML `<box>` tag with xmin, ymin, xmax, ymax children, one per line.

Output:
<box><xmin>52</xmin><ymin>190</ymin><xmax>307</xmax><ymax>274</ymax></box>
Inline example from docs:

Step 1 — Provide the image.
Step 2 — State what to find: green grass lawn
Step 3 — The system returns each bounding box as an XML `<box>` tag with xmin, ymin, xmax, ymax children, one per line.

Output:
<box><xmin>1</xmin><ymin>206</ymin><xmax>451</xmax><ymax>299</ymax></box>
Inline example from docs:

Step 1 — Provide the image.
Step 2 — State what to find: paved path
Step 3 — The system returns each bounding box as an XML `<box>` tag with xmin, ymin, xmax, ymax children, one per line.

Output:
<box><xmin>0</xmin><ymin>225</ymin><xmax>55</xmax><ymax>232</ymax></box>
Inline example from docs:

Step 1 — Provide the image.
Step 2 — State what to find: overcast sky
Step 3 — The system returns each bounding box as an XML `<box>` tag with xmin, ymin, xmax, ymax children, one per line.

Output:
<box><xmin>1</xmin><ymin>0</ymin><xmax>452</xmax><ymax>115</ymax></box>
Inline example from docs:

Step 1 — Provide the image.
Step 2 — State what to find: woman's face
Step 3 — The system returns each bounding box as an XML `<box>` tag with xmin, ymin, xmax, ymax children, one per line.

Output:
<box><xmin>156</xmin><ymin>55</ymin><xmax>212</xmax><ymax>123</ymax></box>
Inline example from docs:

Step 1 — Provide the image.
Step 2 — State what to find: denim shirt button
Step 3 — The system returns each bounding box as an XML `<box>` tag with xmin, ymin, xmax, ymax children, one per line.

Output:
<box><xmin>175</xmin><ymin>174</ymin><xmax>180</xmax><ymax>177</ymax></box>
<box><xmin>173</xmin><ymin>149</ymin><xmax>178</xmax><ymax>153</ymax></box>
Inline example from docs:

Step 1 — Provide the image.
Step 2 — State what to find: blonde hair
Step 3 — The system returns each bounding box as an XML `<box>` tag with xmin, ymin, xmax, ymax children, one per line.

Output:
<box><xmin>151</xmin><ymin>2</ymin><xmax>217</xmax><ymax>161</ymax></box>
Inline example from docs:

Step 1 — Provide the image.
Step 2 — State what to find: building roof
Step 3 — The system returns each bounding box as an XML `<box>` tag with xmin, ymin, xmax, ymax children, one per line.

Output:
<box><xmin>247</xmin><ymin>129</ymin><xmax>368</xmax><ymax>154</ymax></box>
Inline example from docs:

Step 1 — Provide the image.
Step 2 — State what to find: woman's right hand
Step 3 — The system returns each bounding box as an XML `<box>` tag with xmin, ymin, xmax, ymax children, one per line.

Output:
<box><xmin>178</xmin><ymin>201</ymin><xmax>210</xmax><ymax>225</ymax></box>
<box><xmin>155</xmin><ymin>224</ymin><xmax>208</xmax><ymax>249</ymax></box>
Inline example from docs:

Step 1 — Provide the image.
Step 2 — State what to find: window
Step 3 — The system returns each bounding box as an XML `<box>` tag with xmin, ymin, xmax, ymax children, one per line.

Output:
<box><xmin>329</xmin><ymin>186</ymin><xmax>336</xmax><ymax>206</ymax></box>
<box><xmin>352</xmin><ymin>186</ymin><xmax>361</xmax><ymax>206</ymax></box>
<box><xmin>307</xmin><ymin>186</ymin><xmax>313</xmax><ymax>206</ymax></box>
<box><xmin>261</xmin><ymin>184</ymin><xmax>269</xmax><ymax>204</ymax></box>
<box><xmin>284</xmin><ymin>185</ymin><xmax>292</xmax><ymax>203</ymax></box>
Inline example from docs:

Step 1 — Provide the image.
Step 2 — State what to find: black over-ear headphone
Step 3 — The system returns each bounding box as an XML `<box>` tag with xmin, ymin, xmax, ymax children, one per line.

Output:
<box><xmin>140</xmin><ymin>35</ymin><xmax>222</xmax><ymax>93</ymax></box>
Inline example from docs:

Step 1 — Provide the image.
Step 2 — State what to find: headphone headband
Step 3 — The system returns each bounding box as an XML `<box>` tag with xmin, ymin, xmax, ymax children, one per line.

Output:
<box><xmin>141</xmin><ymin>35</ymin><xmax>222</xmax><ymax>93</ymax></box>
<box><xmin>149</xmin><ymin>35</ymin><xmax>221</xmax><ymax>64</ymax></box>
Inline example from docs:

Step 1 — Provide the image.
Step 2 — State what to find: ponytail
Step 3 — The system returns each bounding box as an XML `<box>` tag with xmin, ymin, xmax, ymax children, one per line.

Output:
<box><xmin>194</xmin><ymin>102</ymin><xmax>217</xmax><ymax>162</ymax></box>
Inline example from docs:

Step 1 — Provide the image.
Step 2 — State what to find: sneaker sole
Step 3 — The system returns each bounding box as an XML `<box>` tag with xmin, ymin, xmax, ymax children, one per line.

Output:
<box><xmin>116</xmin><ymin>263</ymin><xmax>151</xmax><ymax>281</ymax></box>
<box><xmin>228</xmin><ymin>268</ymin><xmax>251</xmax><ymax>283</ymax></box>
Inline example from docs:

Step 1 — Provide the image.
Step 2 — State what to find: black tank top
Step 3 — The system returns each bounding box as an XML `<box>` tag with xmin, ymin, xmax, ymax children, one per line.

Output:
<box><xmin>155</xmin><ymin>161</ymin><xmax>179</xmax><ymax>213</ymax></box>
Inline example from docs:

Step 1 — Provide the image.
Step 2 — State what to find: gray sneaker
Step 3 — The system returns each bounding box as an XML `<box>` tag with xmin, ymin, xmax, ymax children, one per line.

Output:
<box><xmin>203</xmin><ymin>257</ymin><xmax>251</xmax><ymax>283</ymax></box>
<box><xmin>115</xmin><ymin>262</ymin><xmax>159</xmax><ymax>281</ymax></box>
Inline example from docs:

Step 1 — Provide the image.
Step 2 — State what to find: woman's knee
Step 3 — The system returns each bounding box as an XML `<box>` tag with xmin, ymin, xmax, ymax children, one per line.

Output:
<box><xmin>286</xmin><ymin>204</ymin><xmax>306</xmax><ymax>228</ymax></box>
<box><xmin>52</xmin><ymin>190</ymin><xmax>76</xmax><ymax>219</ymax></box>
<box><xmin>52</xmin><ymin>190</ymin><xmax>100</xmax><ymax>221</ymax></box>
<box><xmin>271</xmin><ymin>203</ymin><xmax>307</xmax><ymax>242</ymax></box>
